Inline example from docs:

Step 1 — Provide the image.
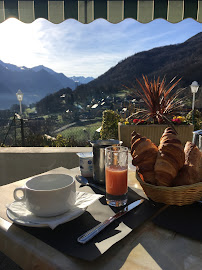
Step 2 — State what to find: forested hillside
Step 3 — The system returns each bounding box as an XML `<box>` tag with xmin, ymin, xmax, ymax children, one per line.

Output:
<box><xmin>73</xmin><ymin>32</ymin><xmax>202</xmax><ymax>107</ymax></box>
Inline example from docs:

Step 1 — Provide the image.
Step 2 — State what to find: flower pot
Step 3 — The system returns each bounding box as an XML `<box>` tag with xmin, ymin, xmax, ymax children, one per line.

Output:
<box><xmin>118</xmin><ymin>123</ymin><xmax>194</xmax><ymax>147</ymax></box>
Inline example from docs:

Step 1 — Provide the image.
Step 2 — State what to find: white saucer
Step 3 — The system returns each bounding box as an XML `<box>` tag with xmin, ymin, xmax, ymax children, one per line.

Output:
<box><xmin>7</xmin><ymin>201</ymin><xmax>87</xmax><ymax>228</ymax></box>
<box><xmin>7</xmin><ymin>191</ymin><xmax>103</xmax><ymax>229</ymax></box>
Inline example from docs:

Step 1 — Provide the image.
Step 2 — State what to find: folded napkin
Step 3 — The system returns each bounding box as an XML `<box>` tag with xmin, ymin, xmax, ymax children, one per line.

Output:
<box><xmin>7</xmin><ymin>191</ymin><xmax>103</xmax><ymax>229</ymax></box>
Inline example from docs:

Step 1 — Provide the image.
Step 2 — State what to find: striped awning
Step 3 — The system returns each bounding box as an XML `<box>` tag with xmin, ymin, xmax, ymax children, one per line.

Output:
<box><xmin>0</xmin><ymin>0</ymin><xmax>201</xmax><ymax>24</ymax></box>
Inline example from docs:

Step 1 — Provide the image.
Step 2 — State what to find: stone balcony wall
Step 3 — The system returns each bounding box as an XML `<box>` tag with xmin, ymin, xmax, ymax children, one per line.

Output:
<box><xmin>0</xmin><ymin>147</ymin><xmax>92</xmax><ymax>186</ymax></box>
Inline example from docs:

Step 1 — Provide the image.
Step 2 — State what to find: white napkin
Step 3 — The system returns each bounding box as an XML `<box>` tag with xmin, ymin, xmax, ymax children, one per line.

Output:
<box><xmin>7</xmin><ymin>191</ymin><xmax>103</xmax><ymax>229</ymax></box>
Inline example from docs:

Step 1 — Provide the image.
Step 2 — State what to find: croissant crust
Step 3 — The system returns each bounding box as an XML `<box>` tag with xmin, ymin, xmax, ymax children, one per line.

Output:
<box><xmin>131</xmin><ymin>131</ymin><xmax>158</xmax><ymax>184</ymax></box>
<box><xmin>154</xmin><ymin>127</ymin><xmax>185</xmax><ymax>186</ymax></box>
<box><xmin>173</xmin><ymin>141</ymin><xmax>202</xmax><ymax>186</ymax></box>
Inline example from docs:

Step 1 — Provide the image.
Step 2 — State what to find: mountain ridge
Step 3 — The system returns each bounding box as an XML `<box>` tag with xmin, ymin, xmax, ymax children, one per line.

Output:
<box><xmin>70</xmin><ymin>76</ymin><xmax>94</xmax><ymax>85</ymax></box>
<box><xmin>0</xmin><ymin>62</ymin><xmax>93</xmax><ymax>109</ymax></box>
<box><xmin>73</xmin><ymin>32</ymin><xmax>202</xmax><ymax>104</ymax></box>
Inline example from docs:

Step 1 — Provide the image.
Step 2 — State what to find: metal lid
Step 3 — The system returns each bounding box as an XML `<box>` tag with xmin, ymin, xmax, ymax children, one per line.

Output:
<box><xmin>90</xmin><ymin>140</ymin><xmax>122</xmax><ymax>148</ymax></box>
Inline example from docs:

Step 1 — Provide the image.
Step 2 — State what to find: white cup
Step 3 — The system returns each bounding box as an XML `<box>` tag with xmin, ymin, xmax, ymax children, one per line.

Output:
<box><xmin>13</xmin><ymin>174</ymin><xmax>76</xmax><ymax>217</ymax></box>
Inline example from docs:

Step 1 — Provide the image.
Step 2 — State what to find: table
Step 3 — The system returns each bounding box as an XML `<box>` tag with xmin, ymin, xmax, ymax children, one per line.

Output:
<box><xmin>0</xmin><ymin>167</ymin><xmax>202</xmax><ymax>270</ymax></box>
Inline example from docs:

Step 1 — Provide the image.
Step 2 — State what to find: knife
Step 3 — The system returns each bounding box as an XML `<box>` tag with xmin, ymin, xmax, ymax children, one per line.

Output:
<box><xmin>77</xmin><ymin>199</ymin><xmax>144</xmax><ymax>244</ymax></box>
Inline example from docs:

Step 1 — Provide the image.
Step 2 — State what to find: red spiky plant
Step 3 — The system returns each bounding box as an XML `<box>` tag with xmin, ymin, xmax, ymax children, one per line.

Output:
<box><xmin>127</xmin><ymin>75</ymin><xmax>184</xmax><ymax>124</ymax></box>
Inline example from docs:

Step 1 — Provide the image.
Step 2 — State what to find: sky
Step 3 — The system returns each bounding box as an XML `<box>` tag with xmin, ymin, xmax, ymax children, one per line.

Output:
<box><xmin>0</xmin><ymin>18</ymin><xmax>201</xmax><ymax>78</ymax></box>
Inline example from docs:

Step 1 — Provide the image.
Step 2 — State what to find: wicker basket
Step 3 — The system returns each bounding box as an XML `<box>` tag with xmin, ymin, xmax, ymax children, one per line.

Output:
<box><xmin>136</xmin><ymin>172</ymin><xmax>202</xmax><ymax>206</ymax></box>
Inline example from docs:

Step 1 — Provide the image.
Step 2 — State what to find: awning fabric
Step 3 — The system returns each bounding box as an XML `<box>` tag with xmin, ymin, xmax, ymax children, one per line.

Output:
<box><xmin>0</xmin><ymin>0</ymin><xmax>201</xmax><ymax>24</ymax></box>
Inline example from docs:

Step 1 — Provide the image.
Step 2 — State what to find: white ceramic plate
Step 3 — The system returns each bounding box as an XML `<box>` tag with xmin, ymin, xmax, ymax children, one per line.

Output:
<box><xmin>7</xmin><ymin>201</ymin><xmax>87</xmax><ymax>228</ymax></box>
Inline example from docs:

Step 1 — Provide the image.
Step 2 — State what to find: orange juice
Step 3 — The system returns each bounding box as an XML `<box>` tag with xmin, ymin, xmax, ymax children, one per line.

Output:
<box><xmin>105</xmin><ymin>165</ymin><xmax>128</xmax><ymax>196</ymax></box>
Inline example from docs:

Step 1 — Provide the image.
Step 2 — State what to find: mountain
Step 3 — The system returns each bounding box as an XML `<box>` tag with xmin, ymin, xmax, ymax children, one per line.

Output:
<box><xmin>31</xmin><ymin>65</ymin><xmax>77</xmax><ymax>90</ymax></box>
<box><xmin>1</xmin><ymin>32</ymin><xmax>202</xmax><ymax>110</ymax></box>
<box><xmin>70</xmin><ymin>76</ymin><xmax>94</xmax><ymax>85</ymax></box>
<box><xmin>31</xmin><ymin>65</ymin><xmax>56</xmax><ymax>74</ymax></box>
<box><xmin>0</xmin><ymin>62</ymin><xmax>76</xmax><ymax>109</ymax></box>
<box><xmin>73</xmin><ymin>32</ymin><xmax>202</xmax><ymax>107</ymax></box>
<box><xmin>0</xmin><ymin>60</ymin><xmax>29</xmax><ymax>72</ymax></box>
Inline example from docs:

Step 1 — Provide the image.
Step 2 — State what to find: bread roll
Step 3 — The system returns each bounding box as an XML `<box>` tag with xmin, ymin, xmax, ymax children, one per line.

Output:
<box><xmin>173</xmin><ymin>142</ymin><xmax>202</xmax><ymax>186</ymax></box>
<box><xmin>131</xmin><ymin>131</ymin><xmax>158</xmax><ymax>184</ymax></box>
<box><xmin>154</xmin><ymin>127</ymin><xmax>185</xmax><ymax>186</ymax></box>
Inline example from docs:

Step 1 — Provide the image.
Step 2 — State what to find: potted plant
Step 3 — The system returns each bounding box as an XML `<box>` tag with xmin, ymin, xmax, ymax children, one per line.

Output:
<box><xmin>118</xmin><ymin>75</ymin><xmax>194</xmax><ymax>146</ymax></box>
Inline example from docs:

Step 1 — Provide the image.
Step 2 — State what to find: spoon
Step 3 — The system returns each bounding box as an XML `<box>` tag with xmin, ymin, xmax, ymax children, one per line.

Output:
<box><xmin>75</xmin><ymin>175</ymin><xmax>105</xmax><ymax>193</ymax></box>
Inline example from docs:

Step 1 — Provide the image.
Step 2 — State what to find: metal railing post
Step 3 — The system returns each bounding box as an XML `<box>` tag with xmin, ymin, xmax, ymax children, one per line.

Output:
<box><xmin>14</xmin><ymin>113</ymin><xmax>17</xmax><ymax>146</ymax></box>
<box><xmin>20</xmin><ymin>118</ymin><xmax>25</xmax><ymax>146</ymax></box>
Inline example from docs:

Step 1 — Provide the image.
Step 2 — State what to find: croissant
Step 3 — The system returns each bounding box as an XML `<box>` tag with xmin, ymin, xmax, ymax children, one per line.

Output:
<box><xmin>173</xmin><ymin>142</ymin><xmax>202</xmax><ymax>186</ymax></box>
<box><xmin>131</xmin><ymin>131</ymin><xmax>158</xmax><ymax>184</ymax></box>
<box><xmin>154</xmin><ymin>127</ymin><xmax>185</xmax><ymax>186</ymax></box>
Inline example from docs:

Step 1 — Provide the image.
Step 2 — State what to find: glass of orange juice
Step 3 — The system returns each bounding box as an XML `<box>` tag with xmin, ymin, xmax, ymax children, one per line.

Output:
<box><xmin>105</xmin><ymin>146</ymin><xmax>128</xmax><ymax>207</ymax></box>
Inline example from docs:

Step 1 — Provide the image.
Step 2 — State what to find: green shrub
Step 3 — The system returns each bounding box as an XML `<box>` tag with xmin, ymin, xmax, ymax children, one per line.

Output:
<box><xmin>25</xmin><ymin>134</ymin><xmax>53</xmax><ymax>147</ymax></box>
<box><xmin>186</xmin><ymin>110</ymin><xmax>202</xmax><ymax>131</ymax></box>
<box><xmin>54</xmin><ymin>134</ymin><xmax>77</xmax><ymax>147</ymax></box>
<box><xmin>24</xmin><ymin>133</ymin><xmax>77</xmax><ymax>147</ymax></box>
<box><xmin>100</xmin><ymin>110</ymin><xmax>120</xmax><ymax>140</ymax></box>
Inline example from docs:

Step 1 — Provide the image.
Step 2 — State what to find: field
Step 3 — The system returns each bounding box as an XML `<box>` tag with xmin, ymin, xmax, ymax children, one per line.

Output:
<box><xmin>59</xmin><ymin>120</ymin><xmax>102</xmax><ymax>145</ymax></box>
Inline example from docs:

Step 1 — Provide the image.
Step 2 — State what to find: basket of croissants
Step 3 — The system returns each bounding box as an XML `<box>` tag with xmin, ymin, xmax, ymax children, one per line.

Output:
<box><xmin>131</xmin><ymin>127</ymin><xmax>202</xmax><ymax>206</ymax></box>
